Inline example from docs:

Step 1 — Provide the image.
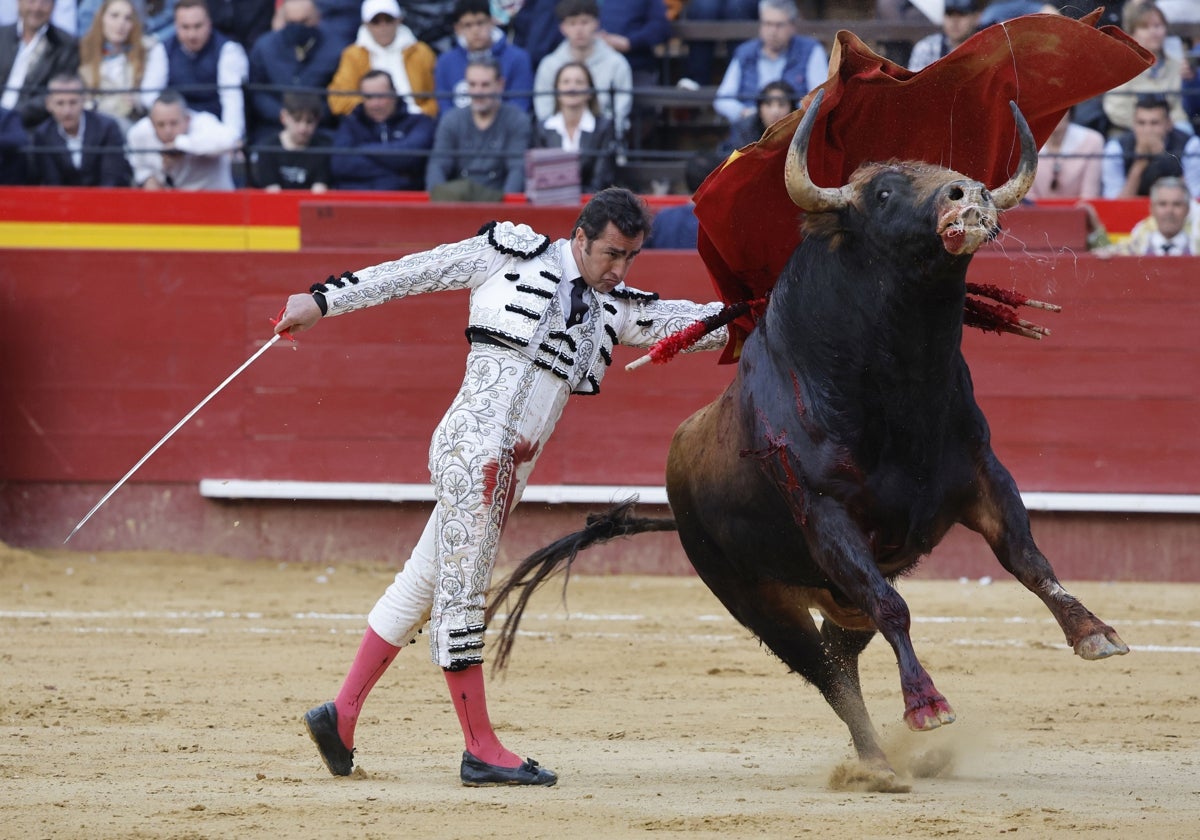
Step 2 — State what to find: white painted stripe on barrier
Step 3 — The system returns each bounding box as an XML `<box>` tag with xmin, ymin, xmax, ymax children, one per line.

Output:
<box><xmin>1020</xmin><ymin>492</ymin><xmax>1200</xmax><ymax>514</ymax></box>
<box><xmin>198</xmin><ymin>479</ymin><xmax>1200</xmax><ymax>514</ymax></box>
<box><xmin>199</xmin><ymin>479</ymin><xmax>668</xmax><ymax>505</ymax></box>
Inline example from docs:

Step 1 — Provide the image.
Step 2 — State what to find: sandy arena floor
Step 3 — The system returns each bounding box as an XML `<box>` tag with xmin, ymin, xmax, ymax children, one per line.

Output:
<box><xmin>2</xmin><ymin>542</ymin><xmax>1198</xmax><ymax>839</ymax></box>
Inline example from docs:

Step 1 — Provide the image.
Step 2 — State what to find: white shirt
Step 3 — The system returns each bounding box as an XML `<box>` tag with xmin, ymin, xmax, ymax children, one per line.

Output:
<box><xmin>214</xmin><ymin>39</ymin><xmax>248</xmax><ymax>139</ymax></box>
<box><xmin>556</xmin><ymin>239</ymin><xmax>587</xmax><ymax>322</ymax></box>
<box><xmin>56</xmin><ymin>110</ymin><xmax>86</xmax><ymax>168</ymax></box>
<box><xmin>542</xmin><ymin>109</ymin><xmax>595</xmax><ymax>152</ymax></box>
<box><xmin>1148</xmin><ymin>230</ymin><xmax>1191</xmax><ymax>256</ymax></box>
<box><xmin>94</xmin><ymin>39</ymin><xmax>168</xmax><ymax>116</ymax></box>
<box><xmin>1</xmin><ymin>21</ymin><xmax>46</xmax><ymax>109</ymax></box>
<box><xmin>126</xmin><ymin>108</ymin><xmax>240</xmax><ymax>190</ymax></box>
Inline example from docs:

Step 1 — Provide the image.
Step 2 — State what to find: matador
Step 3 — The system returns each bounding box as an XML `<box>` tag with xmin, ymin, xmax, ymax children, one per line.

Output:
<box><xmin>273</xmin><ymin>188</ymin><xmax>727</xmax><ymax>786</ymax></box>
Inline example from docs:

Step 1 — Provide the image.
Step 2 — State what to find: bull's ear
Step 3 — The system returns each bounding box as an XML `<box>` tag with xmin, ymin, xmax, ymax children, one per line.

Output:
<box><xmin>784</xmin><ymin>89</ymin><xmax>851</xmax><ymax>213</ymax></box>
<box><xmin>991</xmin><ymin>101</ymin><xmax>1037</xmax><ymax>211</ymax></box>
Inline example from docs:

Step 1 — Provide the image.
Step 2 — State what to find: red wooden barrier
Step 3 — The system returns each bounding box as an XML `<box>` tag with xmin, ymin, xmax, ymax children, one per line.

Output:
<box><xmin>3</xmin><ymin>244</ymin><xmax>1196</xmax><ymax>490</ymax></box>
<box><xmin>0</xmin><ymin>191</ymin><xmax>1196</xmax><ymax>579</ymax></box>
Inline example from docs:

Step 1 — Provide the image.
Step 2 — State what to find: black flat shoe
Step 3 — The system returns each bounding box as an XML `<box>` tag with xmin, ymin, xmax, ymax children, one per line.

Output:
<box><xmin>303</xmin><ymin>701</ymin><xmax>354</xmax><ymax>777</ymax></box>
<box><xmin>459</xmin><ymin>751</ymin><xmax>558</xmax><ymax>787</ymax></box>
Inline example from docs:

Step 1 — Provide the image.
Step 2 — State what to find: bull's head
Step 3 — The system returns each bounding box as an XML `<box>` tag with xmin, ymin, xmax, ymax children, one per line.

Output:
<box><xmin>784</xmin><ymin>89</ymin><xmax>1037</xmax><ymax>256</ymax></box>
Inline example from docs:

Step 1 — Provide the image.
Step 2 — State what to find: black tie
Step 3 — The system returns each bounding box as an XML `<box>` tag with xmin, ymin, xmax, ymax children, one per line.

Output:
<box><xmin>1161</xmin><ymin>241</ymin><xmax>1174</xmax><ymax>255</ymax></box>
<box><xmin>567</xmin><ymin>277</ymin><xmax>588</xmax><ymax>326</ymax></box>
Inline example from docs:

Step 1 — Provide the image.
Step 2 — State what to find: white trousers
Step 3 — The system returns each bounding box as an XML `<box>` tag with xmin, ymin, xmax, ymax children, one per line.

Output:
<box><xmin>366</xmin><ymin>345</ymin><xmax>572</xmax><ymax>668</ymax></box>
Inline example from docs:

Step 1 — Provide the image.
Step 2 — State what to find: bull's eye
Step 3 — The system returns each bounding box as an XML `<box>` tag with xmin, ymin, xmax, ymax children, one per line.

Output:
<box><xmin>877</xmin><ymin>188</ymin><xmax>891</xmax><ymax>205</ymax></box>
<box><xmin>948</xmin><ymin>186</ymin><xmax>965</xmax><ymax>201</ymax></box>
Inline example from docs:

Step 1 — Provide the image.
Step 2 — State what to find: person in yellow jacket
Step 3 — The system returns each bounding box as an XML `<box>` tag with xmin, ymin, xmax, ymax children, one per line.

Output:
<box><xmin>327</xmin><ymin>0</ymin><xmax>438</xmax><ymax>118</ymax></box>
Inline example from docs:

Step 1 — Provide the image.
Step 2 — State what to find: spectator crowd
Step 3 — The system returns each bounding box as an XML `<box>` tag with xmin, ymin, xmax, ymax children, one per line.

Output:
<box><xmin>2</xmin><ymin>0</ymin><xmax>1200</xmax><ymax>239</ymax></box>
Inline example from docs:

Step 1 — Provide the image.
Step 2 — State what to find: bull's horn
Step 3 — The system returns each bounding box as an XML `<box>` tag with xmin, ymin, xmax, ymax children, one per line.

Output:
<box><xmin>990</xmin><ymin>101</ymin><xmax>1038</xmax><ymax>210</ymax></box>
<box><xmin>784</xmin><ymin>89</ymin><xmax>852</xmax><ymax>213</ymax></box>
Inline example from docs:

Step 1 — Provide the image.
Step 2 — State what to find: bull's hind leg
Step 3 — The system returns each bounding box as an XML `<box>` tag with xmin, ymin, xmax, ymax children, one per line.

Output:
<box><xmin>968</xmin><ymin>454</ymin><xmax>1129</xmax><ymax>660</ymax></box>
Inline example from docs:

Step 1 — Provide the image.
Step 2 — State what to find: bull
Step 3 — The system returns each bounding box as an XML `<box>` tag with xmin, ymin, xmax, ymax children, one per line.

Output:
<box><xmin>488</xmin><ymin>91</ymin><xmax>1128</xmax><ymax>789</ymax></box>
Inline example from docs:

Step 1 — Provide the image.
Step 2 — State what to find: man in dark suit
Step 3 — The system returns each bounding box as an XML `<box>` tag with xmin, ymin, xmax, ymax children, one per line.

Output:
<box><xmin>0</xmin><ymin>102</ymin><xmax>29</xmax><ymax>183</ymax></box>
<box><xmin>0</xmin><ymin>0</ymin><xmax>79</xmax><ymax>128</ymax></box>
<box><xmin>28</xmin><ymin>72</ymin><xmax>131</xmax><ymax>185</ymax></box>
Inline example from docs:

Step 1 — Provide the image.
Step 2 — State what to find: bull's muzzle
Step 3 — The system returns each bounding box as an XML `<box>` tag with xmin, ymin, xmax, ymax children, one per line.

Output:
<box><xmin>936</xmin><ymin>181</ymin><xmax>1001</xmax><ymax>255</ymax></box>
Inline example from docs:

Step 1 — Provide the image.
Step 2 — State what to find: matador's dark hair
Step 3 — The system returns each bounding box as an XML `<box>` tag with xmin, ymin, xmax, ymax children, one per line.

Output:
<box><xmin>572</xmin><ymin>187</ymin><xmax>654</xmax><ymax>242</ymax></box>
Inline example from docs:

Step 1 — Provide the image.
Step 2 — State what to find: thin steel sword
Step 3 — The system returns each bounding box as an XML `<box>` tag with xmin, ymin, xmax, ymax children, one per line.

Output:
<box><xmin>65</xmin><ymin>333</ymin><xmax>283</xmax><ymax>543</ymax></box>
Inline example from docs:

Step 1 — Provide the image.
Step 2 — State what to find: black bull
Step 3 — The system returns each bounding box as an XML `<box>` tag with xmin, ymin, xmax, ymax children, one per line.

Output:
<box><xmin>489</xmin><ymin>93</ymin><xmax>1129</xmax><ymax>785</ymax></box>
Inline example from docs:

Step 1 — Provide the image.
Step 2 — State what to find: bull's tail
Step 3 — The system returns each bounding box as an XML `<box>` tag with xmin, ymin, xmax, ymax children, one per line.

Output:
<box><xmin>486</xmin><ymin>498</ymin><xmax>677</xmax><ymax>671</ymax></box>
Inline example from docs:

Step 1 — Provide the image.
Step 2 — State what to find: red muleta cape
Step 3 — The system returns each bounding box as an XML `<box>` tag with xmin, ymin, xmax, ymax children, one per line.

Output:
<box><xmin>694</xmin><ymin>11</ymin><xmax>1153</xmax><ymax>363</ymax></box>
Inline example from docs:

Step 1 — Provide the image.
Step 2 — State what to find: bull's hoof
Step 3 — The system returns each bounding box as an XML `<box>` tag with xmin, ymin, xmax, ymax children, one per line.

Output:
<box><xmin>1074</xmin><ymin>630</ymin><xmax>1130</xmax><ymax>660</ymax></box>
<box><xmin>903</xmin><ymin>697</ymin><xmax>956</xmax><ymax>732</ymax></box>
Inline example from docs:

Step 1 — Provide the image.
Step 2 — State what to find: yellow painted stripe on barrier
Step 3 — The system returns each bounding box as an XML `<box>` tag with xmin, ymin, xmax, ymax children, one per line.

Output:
<box><xmin>0</xmin><ymin>222</ymin><xmax>300</xmax><ymax>252</ymax></box>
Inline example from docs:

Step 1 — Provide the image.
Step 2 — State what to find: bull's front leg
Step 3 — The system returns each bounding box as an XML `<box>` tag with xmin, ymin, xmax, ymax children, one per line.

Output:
<box><xmin>966</xmin><ymin>452</ymin><xmax>1129</xmax><ymax>660</ymax></box>
<box><xmin>805</xmin><ymin>496</ymin><xmax>956</xmax><ymax>731</ymax></box>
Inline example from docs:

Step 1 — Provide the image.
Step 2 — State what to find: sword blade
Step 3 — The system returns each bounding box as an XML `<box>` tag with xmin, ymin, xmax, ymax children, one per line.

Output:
<box><xmin>65</xmin><ymin>333</ymin><xmax>283</xmax><ymax>543</ymax></box>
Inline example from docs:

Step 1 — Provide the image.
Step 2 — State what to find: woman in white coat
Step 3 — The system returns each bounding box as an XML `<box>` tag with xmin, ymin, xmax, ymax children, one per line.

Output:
<box><xmin>78</xmin><ymin>0</ymin><xmax>167</xmax><ymax>132</ymax></box>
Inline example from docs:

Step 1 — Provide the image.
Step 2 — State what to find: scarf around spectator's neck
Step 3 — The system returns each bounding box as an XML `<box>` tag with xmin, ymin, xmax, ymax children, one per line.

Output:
<box><xmin>358</xmin><ymin>23</ymin><xmax>416</xmax><ymax>57</ymax></box>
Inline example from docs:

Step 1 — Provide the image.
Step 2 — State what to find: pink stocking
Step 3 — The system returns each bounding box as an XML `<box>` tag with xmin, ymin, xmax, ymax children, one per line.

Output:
<box><xmin>443</xmin><ymin>665</ymin><xmax>521</xmax><ymax>768</ymax></box>
<box><xmin>333</xmin><ymin>627</ymin><xmax>401</xmax><ymax>748</ymax></box>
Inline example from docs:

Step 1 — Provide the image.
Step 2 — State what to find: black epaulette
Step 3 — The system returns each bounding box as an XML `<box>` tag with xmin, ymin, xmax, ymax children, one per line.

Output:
<box><xmin>478</xmin><ymin>220</ymin><xmax>552</xmax><ymax>260</ymax></box>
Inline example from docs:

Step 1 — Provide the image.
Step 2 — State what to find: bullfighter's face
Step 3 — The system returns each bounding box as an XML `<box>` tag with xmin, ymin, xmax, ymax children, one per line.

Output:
<box><xmin>572</xmin><ymin>223</ymin><xmax>643</xmax><ymax>294</ymax></box>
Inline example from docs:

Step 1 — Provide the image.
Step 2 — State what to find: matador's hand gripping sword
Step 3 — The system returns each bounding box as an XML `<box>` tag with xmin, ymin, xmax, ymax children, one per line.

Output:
<box><xmin>65</xmin><ymin>317</ymin><xmax>292</xmax><ymax>543</ymax></box>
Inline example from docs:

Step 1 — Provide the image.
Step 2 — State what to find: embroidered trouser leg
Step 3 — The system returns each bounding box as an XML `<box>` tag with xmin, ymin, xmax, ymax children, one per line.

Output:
<box><xmin>366</xmin><ymin>346</ymin><xmax>570</xmax><ymax>668</ymax></box>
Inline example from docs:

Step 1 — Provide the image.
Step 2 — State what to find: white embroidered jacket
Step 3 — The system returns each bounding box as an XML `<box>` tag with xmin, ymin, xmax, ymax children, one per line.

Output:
<box><xmin>311</xmin><ymin>221</ymin><xmax>728</xmax><ymax>394</ymax></box>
